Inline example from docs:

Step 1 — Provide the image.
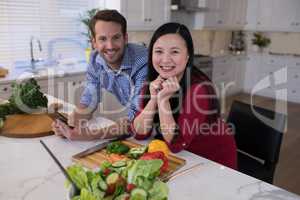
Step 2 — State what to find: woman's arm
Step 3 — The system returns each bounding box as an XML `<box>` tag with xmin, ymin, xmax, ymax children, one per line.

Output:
<box><xmin>132</xmin><ymin>76</ymin><xmax>165</xmax><ymax>138</ymax></box>
<box><xmin>132</xmin><ymin>98</ymin><xmax>157</xmax><ymax>136</ymax></box>
<box><xmin>157</xmin><ymin>99</ymin><xmax>177</xmax><ymax>143</ymax></box>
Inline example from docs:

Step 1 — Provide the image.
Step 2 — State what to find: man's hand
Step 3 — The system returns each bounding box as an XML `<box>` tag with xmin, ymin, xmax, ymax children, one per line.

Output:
<box><xmin>68</xmin><ymin>107</ymin><xmax>92</xmax><ymax>127</ymax></box>
<box><xmin>52</xmin><ymin>119</ymin><xmax>93</xmax><ymax>140</ymax></box>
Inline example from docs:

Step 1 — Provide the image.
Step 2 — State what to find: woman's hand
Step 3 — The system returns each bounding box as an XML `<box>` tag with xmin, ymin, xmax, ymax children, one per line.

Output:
<box><xmin>158</xmin><ymin>77</ymin><xmax>180</xmax><ymax>102</ymax></box>
<box><xmin>149</xmin><ymin>76</ymin><xmax>165</xmax><ymax>101</ymax></box>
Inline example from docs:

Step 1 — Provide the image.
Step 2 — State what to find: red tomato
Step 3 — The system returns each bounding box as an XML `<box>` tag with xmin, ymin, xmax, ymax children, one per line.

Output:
<box><xmin>140</xmin><ymin>151</ymin><xmax>169</xmax><ymax>173</ymax></box>
<box><xmin>126</xmin><ymin>183</ymin><xmax>136</xmax><ymax>192</ymax></box>
<box><xmin>103</xmin><ymin>168</ymin><xmax>111</xmax><ymax>177</ymax></box>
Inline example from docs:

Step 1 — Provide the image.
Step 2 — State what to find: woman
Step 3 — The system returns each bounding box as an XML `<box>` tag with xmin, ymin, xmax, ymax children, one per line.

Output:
<box><xmin>131</xmin><ymin>23</ymin><xmax>237</xmax><ymax>169</ymax></box>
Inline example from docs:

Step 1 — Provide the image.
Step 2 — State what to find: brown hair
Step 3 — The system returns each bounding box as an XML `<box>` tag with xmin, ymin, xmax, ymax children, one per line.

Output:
<box><xmin>89</xmin><ymin>9</ymin><xmax>127</xmax><ymax>39</ymax></box>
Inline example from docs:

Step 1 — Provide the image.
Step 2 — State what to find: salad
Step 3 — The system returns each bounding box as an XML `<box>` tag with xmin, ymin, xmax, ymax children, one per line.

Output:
<box><xmin>67</xmin><ymin>140</ymin><xmax>170</xmax><ymax>200</ymax></box>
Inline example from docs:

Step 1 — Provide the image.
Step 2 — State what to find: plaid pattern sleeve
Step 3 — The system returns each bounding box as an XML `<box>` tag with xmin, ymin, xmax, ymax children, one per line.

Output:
<box><xmin>80</xmin><ymin>51</ymin><xmax>101</xmax><ymax>110</ymax></box>
<box><xmin>127</xmin><ymin>63</ymin><xmax>148</xmax><ymax>121</ymax></box>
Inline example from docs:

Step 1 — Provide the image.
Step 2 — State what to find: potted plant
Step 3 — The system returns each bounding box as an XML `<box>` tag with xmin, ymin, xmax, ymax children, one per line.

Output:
<box><xmin>251</xmin><ymin>32</ymin><xmax>271</xmax><ymax>53</ymax></box>
<box><xmin>79</xmin><ymin>8</ymin><xmax>100</xmax><ymax>62</ymax></box>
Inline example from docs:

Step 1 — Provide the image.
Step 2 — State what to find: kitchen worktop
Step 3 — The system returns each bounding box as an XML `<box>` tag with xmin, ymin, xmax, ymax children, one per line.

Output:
<box><xmin>1</xmin><ymin>136</ymin><xmax>300</xmax><ymax>200</ymax></box>
<box><xmin>0</xmin><ymin>62</ymin><xmax>87</xmax><ymax>85</ymax></box>
<box><xmin>1</xmin><ymin>96</ymin><xmax>300</xmax><ymax>200</ymax></box>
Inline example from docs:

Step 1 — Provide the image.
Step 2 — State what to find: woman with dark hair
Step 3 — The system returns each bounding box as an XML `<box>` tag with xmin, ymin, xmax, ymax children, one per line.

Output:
<box><xmin>131</xmin><ymin>23</ymin><xmax>237</xmax><ymax>169</ymax></box>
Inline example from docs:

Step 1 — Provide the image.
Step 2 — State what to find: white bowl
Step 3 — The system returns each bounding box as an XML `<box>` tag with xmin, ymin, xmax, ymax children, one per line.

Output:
<box><xmin>67</xmin><ymin>185</ymin><xmax>78</xmax><ymax>200</ymax></box>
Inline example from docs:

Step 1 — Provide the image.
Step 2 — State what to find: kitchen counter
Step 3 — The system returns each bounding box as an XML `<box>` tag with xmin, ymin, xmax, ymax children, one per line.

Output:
<box><xmin>1</xmin><ymin>136</ymin><xmax>300</xmax><ymax>200</ymax></box>
<box><xmin>1</xmin><ymin>97</ymin><xmax>300</xmax><ymax>200</ymax></box>
<box><xmin>0</xmin><ymin>62</ymin><xmax>87</xmax><ymax>85</ymax></box>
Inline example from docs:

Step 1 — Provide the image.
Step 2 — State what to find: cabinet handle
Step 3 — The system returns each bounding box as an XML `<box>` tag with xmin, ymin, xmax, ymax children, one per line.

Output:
<box><xmin>292</xmin><ymin>90</ymin><xmax>296</xmax><ymax>94</ymax></box>
<box><xmin>294</xmin><ymin>74</ymin><xmax>299</xmax><ymax>79</ymax></box>
<box><xmin>296</xmin><ymin>63</ymin><xmax>300</xmax><ymax>66</ymax></box>
<box><xmin>217</xmin><ymin>20</ymin><xmax>223</xmax><ymax>24</ymax></box>
<box><xmin>291</xmin><ymin>22</ymin><xmax>296</xmax><ymax>26</ymax></box>
<box><xmin>296</xmin><ymin>22</ymin><xmax>300</xmax><ymax>26</ymax></box>
<box><xmin>3</xmin><ymin>87</ymin><xmax>8</xmax><ymax>91</ymax></box>
<box><xmin>257</xmin><ymin>22</ymin><xmax>261</xmax><ymax>25</ymax></box>
<box><xmin>148</xmin><ymin>18</ymin><xmax>152</xmax><ymax>22</ymax></box>
<box><xmin>72</xmin><ymin>82</ymin><xmax>76</xmax><ymax>86</ymax></box>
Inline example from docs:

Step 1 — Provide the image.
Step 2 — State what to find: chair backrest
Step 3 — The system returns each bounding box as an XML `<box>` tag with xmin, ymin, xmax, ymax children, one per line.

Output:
<box><xmin>227</xmin><ymin>101</ymin><xmax>286</xmax><ymax>165</ymax></box>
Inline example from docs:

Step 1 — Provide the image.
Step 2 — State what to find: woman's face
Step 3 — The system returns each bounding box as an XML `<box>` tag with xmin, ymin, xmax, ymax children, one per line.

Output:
<box><xmin>152</xmin><ymin>33</ymin><xmax>189</xmax><ymax>80</ymax></box>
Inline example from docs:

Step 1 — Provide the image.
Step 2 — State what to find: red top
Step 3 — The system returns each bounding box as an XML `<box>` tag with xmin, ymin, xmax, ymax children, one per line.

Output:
<box><xmin>131</xmin><ymin>81</ymin><xmax>237</xmax><ymax>170</ymax></box>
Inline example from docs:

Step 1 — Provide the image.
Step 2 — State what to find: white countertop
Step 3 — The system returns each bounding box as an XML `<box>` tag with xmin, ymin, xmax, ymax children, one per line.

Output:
<box><xmin>1</xmin><ymin>99</ymin><xmax>300</xmax><ymax>200</ymax></box>
<box><xmin>1</xmin><ymin>135</ymin><xmax>299</xmax><ymax>200</ymax></box>
<box><xmin>0</xmin><ymin>62</ymin><xmax>87</xmax><ymax>85</ymax></box>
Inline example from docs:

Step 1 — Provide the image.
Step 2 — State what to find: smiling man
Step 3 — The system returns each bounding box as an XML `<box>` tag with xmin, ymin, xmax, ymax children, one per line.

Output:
<box><xmin>52</xmin><ymin>10</ymin><xmax>148</xmax><ymax>140</ymax></box>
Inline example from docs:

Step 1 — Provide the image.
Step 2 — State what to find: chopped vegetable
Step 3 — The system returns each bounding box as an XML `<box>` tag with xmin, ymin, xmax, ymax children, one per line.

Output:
<box><xmin>140</xmin><ymin>152</ymin><xmax>169</xmax><ymax>173</ymax></box>
<box><xmin>127</xmin><ymin>146</ymin><xmax>148</xmax><ymax>159</ymax></box>
<box><xmin>130</xmin><ymin>188</ymin><xmax>147</xmax><ymax>200</ymax></box>
<box><xmin>148</xmin><ymin>140</ymin><xmax>170</xmax><ymax>157</ymax></box>
<box><xmin>67</xmin><ymin>146</ymin><xmax>170</xmax><ymax>200</ymax></box>
<box><xmin>106</xmin><ymin>141</ymin><xmax>130</xmax><ymax>154</ymax></box>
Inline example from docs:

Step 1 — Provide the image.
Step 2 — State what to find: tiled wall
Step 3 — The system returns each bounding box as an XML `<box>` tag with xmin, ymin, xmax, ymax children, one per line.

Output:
<box><xmin>129</xmin><ymin>30</ymin><xmax>300</xmax><ymax>56</ymax></box>
<box><xmin>245</xmin><ymin>32</ymin><xmax>300</xmax><ymax>55</ymax></box>
<box><xmin>128</xmin><ymin>30</ymin><xmax>232</xmax><ymax>56</ymax></box>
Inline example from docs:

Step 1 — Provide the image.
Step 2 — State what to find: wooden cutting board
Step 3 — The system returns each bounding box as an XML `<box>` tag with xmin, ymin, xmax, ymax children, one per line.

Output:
<box><xmin>72</xmin><ymin>140</ymin><xmax>186</xmax><ymax>177</ymax></box>
<box><xmin>0</xmin><ymin>114</ymin><xmax>55</xmax><ymax>138</ymax></box>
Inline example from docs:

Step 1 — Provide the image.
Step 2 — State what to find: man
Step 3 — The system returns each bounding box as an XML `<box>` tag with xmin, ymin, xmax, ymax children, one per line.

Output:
<box><xmin>52</xmin><ymin>10</ymin><xmax>148</xmax><ymax>140</ymax></box>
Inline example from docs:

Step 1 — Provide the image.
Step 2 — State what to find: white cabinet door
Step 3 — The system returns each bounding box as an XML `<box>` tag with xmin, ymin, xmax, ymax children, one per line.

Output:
<box><xmin>124</xmin><ymin>0</ymin><xmax>147</xmax><ymax>28</ymax></box>
<box><xmin>243</xmin><ymin>54</ymin><xmax>262</xmax><ymax>94</ymax></box>
<box><xmin>103</xmin><ymin>0</ymin><xmax>170</xmax><ymax>31</ymax></box>
<box><xmin>245</xmin><ymin>0</ymin><xmax>258</xmax><ymax>30</ymax></box>
<box><xmin>145</xmin><ymin>0</ymin><xmax>170</xmax><ymax>29</ymax></box>
<box><xmin>271</xmin><ymin>0</ymin><xmax>298</xmax><ymax>31</ymax></box>
<box><xmin>295</xmin><ymin>2</ymin><xmax>300</xmax><ymax>32</ymax></box>
<box><xmin>213</xmin><ymin>56</ymin><xmax>238</xmax><ymax>97</ymax></box>
<box><xmin>215</xmin><ymin>0</ymin><xmax>231</xmax><ymax>27</ymax></box>
<box><xmin>256</xmin><ymin>0</ymin><xmax>274</xmax><ymax>30</ymax></box>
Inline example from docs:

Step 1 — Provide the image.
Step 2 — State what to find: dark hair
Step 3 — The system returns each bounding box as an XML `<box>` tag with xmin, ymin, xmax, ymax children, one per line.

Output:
<box><xmin>144</xmin><ymin>22</ymin><xmax>220</xmax><ymax>127</ymax></box>
<box><xmin>90</xmin><ymin>9</ymin><xmax>127</xmax><ymax>39</ymax></box>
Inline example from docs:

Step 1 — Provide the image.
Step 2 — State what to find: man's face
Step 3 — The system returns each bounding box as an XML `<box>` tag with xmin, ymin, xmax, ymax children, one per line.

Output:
<box><xmin>92</xmin><ymin>21</ymin><xmax>128</xmax><ymax>69</ymax></box>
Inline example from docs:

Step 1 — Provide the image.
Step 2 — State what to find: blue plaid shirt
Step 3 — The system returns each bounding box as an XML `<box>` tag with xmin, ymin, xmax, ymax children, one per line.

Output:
<box><xmin>80</xmin><ymin>43</ymin><xmax>148</xmax><ymax>121</ymax></box>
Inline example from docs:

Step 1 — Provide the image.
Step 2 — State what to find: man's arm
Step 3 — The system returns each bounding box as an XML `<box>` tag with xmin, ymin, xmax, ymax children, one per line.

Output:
<box><xmin>127</xmin><ymin>64</ymin><xmax>148</xmax><ymax>121</ymax></box>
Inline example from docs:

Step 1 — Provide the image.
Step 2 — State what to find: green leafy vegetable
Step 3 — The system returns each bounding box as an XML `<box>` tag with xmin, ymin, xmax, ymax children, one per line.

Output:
<box><xmin>66</xmin><ymin>155</ymin><xmax>169</xmax><ymax>200</ymax></box>
<box><xmin>0</xmin><ymin>78</ymin><xmax>48</xmax><ymax>124</ymax></box>
<box><xmin>148</xmin><ymin>180</ymin><xmax>169</xmax><ymax>200</ymax></box>
<box><xmin>106</xmin><ymin>141</ymin><xmax>130</xmax><ymax>154</ymax></box>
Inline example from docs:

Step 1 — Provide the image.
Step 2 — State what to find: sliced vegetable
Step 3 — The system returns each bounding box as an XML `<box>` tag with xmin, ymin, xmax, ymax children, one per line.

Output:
<box><xmin>130</xmin><ymin>188</ymin><xmax>147</xmax><ymax>200</ymax></box>
<box><xmin>126</xmin><ymin>183</ymin><xmax>136</xmax><ymax>193</ymax></box>
<box><xmin>106</xmin><ymin>141</ymin><xmax>130</xmax><ymax>154</ymax></box>
<box><xmin>112</xmin><ymin>160</ymin><xmax>127</xmax><ymax>168</ymax></box>
<box><xmin>148</xmin><ymin>140</ymin><xmax>170</xmax><ymax>157</ymax></box>
<box><xmin>115</xmin><ymin>193</ymin><xmax>130</xmax><ymax>200</ymax></box>
<box><xmin>106</xmin><ymin>173</ymin><xmax>120</xmax><ymax>186</ymax></box>
<box><xmin>127</xmin><ymin>146</ymin><xmax>148</xmax><ymax>159</ymax></box>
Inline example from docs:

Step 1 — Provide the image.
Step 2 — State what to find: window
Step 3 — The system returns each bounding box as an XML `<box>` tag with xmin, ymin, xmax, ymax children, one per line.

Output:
<box><xmin>0</xmin><ymin>0</ymin><xmax>97</xmax><ymax>68</ymax></box>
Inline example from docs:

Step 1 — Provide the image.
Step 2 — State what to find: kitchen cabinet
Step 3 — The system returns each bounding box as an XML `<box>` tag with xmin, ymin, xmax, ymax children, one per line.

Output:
<box><xmin>256</xmin><ymin>0</ymin><xmax>274</xmax><ymax>30</ymax></box>
<box><xmin>102</xmin><ymin>0</ymin><xmax>171</xmax><ymax>31</ymax></box>
<box><xmin>271</xmin><ymin>0</ymin><xmax>299</xmax><ymax>32</ymax></box>
<box><xmin>213</xmin><ymin>55</ymin><xmax>245</xmax><ymax>97</ymax></box>
<box><xmin>243</xmin><ymin>54</ymin><xmax>300</xmax><ymax>103</ymax></box>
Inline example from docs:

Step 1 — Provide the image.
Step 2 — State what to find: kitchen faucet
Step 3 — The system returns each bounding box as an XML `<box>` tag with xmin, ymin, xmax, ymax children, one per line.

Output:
<box><xmin>30</xmin><ymin>36</ymin><xmax>42</xmax><ymax>72</ymax></box>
